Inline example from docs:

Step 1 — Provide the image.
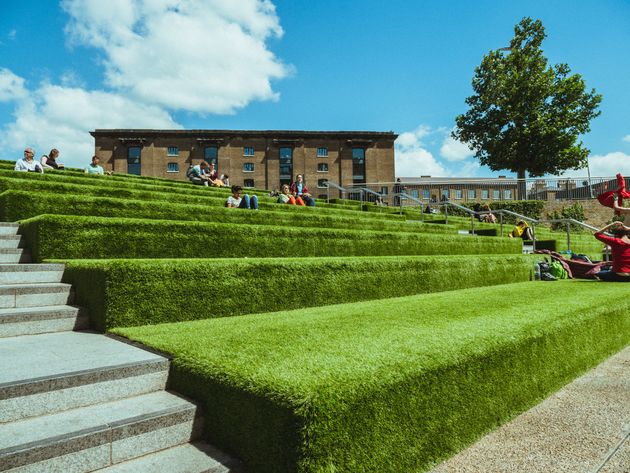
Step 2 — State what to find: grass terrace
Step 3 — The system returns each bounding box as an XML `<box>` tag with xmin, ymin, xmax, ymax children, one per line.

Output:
<box><xmin>114</xmin><ymin>281</ymin><xmax>630</xmax><ymax>473</ymax></box>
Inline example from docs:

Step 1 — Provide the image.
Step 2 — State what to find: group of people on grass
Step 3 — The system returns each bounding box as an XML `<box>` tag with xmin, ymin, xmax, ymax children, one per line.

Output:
<box><xmin>224</xmin><ymin>174</ymin><xmax>316</xmax><ymax>210</ymax></box>
<box><xmin>14</xmin><ymin>147</ymin><xmax>65</xmax><ymax>174</ymax></box>
<box><xmin>15</xmin><ymin>148</ymin><xmax>112</xmax><ymax>176</ymax></box>
<box><xmin>187</xmin><ymin>162</ymin><xmax>229</xmax><ymax>187</ymax></box>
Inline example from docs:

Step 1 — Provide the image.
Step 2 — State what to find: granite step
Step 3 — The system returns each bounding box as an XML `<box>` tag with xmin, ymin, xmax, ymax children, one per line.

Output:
<box><xmin>0</xmin><ymin>305</ymin><xmax>88</xmax><ymax>338</ymax></box>
<box><xmin>0</xmin><ymin>282</ymin><xmax>73</xmax><ymax>309</ymax></box>
<box><xmin>0</xmin><ymin>331</ymin><xmax>170</xmax><ymax>423</ymax></box>
<box><xmin>0</xmin><ymin>248</ymin><xmax>30</xmax><ymax>263</ymax></box>
<box><xmin>0</xmin><ymin>263</ymin><xmax>65</xmax><ymax>285</ymax></box>
<box><xmin>0</xmin><ymin>235</ymin><xmax>24</xmax><ymax>249</ymax></box>
<box><xmin>0</xmin><ymin>223</ymin><xmax>19</xmax><ymax>236</ymax></box>
<box><xmin>0</xmin><ymin>390</ymin><xmax>201</xmax><ymax>472</ymax></box>
<box><xmin>96</xmin><ymin>442</ymin><xmax>243</xmax><ymax>473</ymax></box>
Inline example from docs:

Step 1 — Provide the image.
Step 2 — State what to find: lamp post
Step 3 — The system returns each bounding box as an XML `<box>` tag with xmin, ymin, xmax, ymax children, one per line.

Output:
<box><xmin>586</xmin><ymin>155</ymin><xmax>594</xmax><ymax>198</ymax></box>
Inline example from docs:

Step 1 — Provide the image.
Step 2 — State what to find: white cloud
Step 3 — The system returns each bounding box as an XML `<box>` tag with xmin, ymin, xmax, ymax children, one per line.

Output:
<box><xmin>623</xmin><ymin>135</ymin><xmax>630</xmax><ymax>143</ymax></box>
<box><xmin>560</xmin><ymin>152</ymin><xmax>630</xmax><ymax>178</ymax></box>
<box><xmin>61</xmin><ymin>0</ymin><xmax>290</xmax><ymax>114</ymax></box>
<box><xmin>0</xmin><ymin>76</ymin><xmax>179</xmax><ymax>167</ymax></box>
<box><xmin>395</xmin><ymin>126</ymin><xmax>447</xmax><ymax>177</ymax></box>
<box><xmin>440</xmin><ymin>134</ymin><xmax>474</xmax><ymax>161</ymax></box>
<box><xmin>0</xmin><ymin>68</ymin><xmax>27</xmax><ymax>102</ymax></box>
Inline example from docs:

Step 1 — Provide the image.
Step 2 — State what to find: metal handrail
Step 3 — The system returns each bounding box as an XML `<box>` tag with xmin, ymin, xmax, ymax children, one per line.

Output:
<box><xmin>324</xmin><ymin>181</ymin><xmax>347</xmax><ymax>203</ymax></box>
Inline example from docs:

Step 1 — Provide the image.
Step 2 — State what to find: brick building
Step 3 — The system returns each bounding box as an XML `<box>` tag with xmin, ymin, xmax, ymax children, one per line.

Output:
<box><xmin>90</xmin><ymin>129</ymin><xmax>397</xmax><ymax>197</ymax></box>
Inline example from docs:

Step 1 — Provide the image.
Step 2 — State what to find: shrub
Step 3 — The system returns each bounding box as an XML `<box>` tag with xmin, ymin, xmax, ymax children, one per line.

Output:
<box><xmin>19</xmin><ymin>215</ymin><xmax>522</xmax><ymax>262</ymax></box>
<box><xmin>113</xmin><ymin>281</ymin><xmax>630</xmax><ymax>473</ymax></box>
<box><xmin>60</xmin><ymin>254</ymin><xmax>535</xmax><ymax>330</ymax></box>
<box><xmin>547</xmin><ymin>202</ymin><xmax>586</xmax><ymax>232</ymax></box>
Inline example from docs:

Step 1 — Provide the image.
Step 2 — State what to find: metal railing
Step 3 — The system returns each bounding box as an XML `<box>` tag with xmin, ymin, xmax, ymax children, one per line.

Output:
<box><xmin>344</xmin><ymin>175</ymin><xmax>625</xmax><ymax>203</ymax></box>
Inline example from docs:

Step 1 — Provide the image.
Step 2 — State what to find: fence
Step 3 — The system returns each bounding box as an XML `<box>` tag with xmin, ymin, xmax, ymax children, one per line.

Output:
<box><xmin>340</xmin><ymin>176</ymin><xmax>625</xmax><ymax>205</ymax></box>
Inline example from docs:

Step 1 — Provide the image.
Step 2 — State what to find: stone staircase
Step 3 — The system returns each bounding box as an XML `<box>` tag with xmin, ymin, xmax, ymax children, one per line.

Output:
<box><xmin>0</xmin><ymin>223</ymin><xmax>241</xmax><ymax>472</ymax></box>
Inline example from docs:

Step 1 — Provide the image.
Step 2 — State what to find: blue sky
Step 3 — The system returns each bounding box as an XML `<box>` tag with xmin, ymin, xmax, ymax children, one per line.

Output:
<box><xmin>1</xmin><ymin>0</ymin><xmax>629</xmax><ymax>177</ymax></box>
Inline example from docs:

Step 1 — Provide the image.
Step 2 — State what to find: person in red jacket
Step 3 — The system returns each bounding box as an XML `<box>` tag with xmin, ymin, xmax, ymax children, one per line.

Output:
<box><xmin>594</xmin><ymin>221</ymin><xmax>630</xmax><ymax>282</ymax></box>
<box><xmin>289</xmin><ymin>174</ymin><xmax>315</xmax><ymax>206</ymax></box>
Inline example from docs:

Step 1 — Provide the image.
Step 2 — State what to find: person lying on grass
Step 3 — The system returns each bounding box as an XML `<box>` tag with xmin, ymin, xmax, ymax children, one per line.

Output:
<box><xmin>226</xmin><ymin>185</ymin><xmax>258</xmax><ymax>210</ymax></box>
<box><xmin>593</xmin><ymin>221</ymin><xmax>630</xmax><ymax>282</ymax></box>
<box><xmin>278</xmin><ymin>184</ymin><xmax>305</xmax><ymax>206</ymax></box>
<box><xmin>509</xmin><ymin>220</ymin><xmax>533</xmax><ymax>240</ymax></box>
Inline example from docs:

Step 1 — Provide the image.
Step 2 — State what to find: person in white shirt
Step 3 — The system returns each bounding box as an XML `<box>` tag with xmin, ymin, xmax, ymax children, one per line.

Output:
<box><xmin>226</xmin><ymin>185</ymin><xmax>259</xmax><ymax>210</ymax></box>
<box><xmin>15</xmin><ymin>148</ymin><xmax>44</xmax><ymax>173</ymax></box>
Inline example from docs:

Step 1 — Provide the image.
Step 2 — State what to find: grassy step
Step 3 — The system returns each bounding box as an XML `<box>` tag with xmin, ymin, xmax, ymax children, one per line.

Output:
<box><xmin>0</xmin><ymin>175</ymin><xmax>403</xmax><ymax>221</ymax></box>
<box><xmin>19</xmin><ymin>214</ymin><xmax>521</xmax><ymax>262</ymax></box>
<box><xmin>113</xmin><ymin>280</ymin><xmax>630</xmax><ymax>473</ymax></box>
<box><xmin>1</xmin><ymin>190</ymin><xmax>457</xmax><ymax>235</ymax></box>
<box><xmin>59</xmin><ymin>254</ymin><xmax>534</xmax><ymax>330</ymax></box>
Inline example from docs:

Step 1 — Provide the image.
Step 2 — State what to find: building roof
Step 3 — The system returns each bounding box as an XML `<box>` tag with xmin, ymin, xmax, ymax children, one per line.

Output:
<box><xmin>90</xmin><ymin>129</ymin><xmax>398</xmax><ymax>140</ymax></box>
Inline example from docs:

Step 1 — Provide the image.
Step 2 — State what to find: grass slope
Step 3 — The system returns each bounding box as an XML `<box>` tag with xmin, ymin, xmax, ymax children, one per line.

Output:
<box><xmin>114</xmin><ymin>280</ymin><xmax>630</xmax><ymax>473</ymax></box>
<box><xmin>60</xmin><ymin>254</ymin><xmax>534</xmax><ymax>330</ymax></box>
<box><xmin>20</xmin><ymin>214</ymin><xmax>520</xmax><ymax>262</ymax></box>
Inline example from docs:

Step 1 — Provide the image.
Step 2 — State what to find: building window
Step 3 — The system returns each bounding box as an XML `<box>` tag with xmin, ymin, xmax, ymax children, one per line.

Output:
<box><xmin>468</xmin><ymin>189</ymin><xmax>476</xmax><ymax>200</ymax></box>
<box><xmin>423</xmin><ymin>188</ymin><xmax>430</xmax><ymax>200</ymax></box>
<box><xmin>244</xmin><ymin>179</ymin><xmax>255</xmax><ymax>188</ymax></box>
<box><xmin>441</xmin><ymin>188</ymin><xmax>449</xmax><ymax>201</ymax></box>
<box><xmin>317</xmin><ymin>163</ymin><xmax>329</xmax><ymax>172</ymax></box>
<box><xmin>352</xmin><ymin>148</ymin><xmax>365</xmax><ymax>184</ymax></box>
<box><xmin>127</xmin><ymin>146</ymin><xmax>141</xmax><ymax>175</ymax></box>
<box><xmin>317</xmin><ymin>147</ymin><xmax>328</xmax><ymax>157</ymax></box>
<box><xmin>455</xmin><ymin>189</ymin><xmax>463</xmax><ymax>200</ymax></box>
<box><xmin>167</xmin><ymin>147</ymin><xmax>179</xmax><ymax>156</ymax></box>
<box><xmin>493</xmin><ymin>190</ymin><xmax>500</xmax><ymax>200</ymax></box>
<box><xmin>318</xmin><ymin>178</ymin><xmax>328</xmax><ymax>188</ymax></box>
<box><xmin>504</xmin><ymin>189</ymin><xmax>513</xmax><ymax>200</ymax></box>
<box><xmin>167</xmin><ymin>162</ymin><xmax>179</xmax><ymax>173</ymax></box>
<box><xmin>380</xmin><ymin>186</ymin><xmax>388</xmax><ymax>195</ymax></box>
<box><xmin>279</xmin><ymin>147</ymin><xmax>293</xmax><ymax>186</ymax></box>
<box><xmin>411</xmin><ymin>189</ymin><xmax>419</xmax><ymax>199</ymax></box>
<box><xmin>204</xmin><ymin>146</ymin><xmax>218</xmax><ymax>167</ymax></box>
<box><xmin>243</xmin><ymin>146</ymin><xmax>255</xmax><ymax>157</ymax></box>
<box><xmin>243</xmin><ymin>162</ymin><xmax>255</xmax><ymax>172</ymax></box>
<box><xmin>482</xmin><ymin>189</ymin><xmax>489</xmax><ymax>200</ymax></box>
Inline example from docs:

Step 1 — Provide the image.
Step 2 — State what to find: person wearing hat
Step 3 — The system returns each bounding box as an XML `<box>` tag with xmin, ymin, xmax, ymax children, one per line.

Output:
<box><xmin>15</xmin><ymin>148</ymin><xmax>44</xmax><ymax>173</ymax></box>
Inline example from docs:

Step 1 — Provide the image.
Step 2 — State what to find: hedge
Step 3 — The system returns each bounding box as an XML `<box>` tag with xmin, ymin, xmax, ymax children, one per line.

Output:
<box><xmin>1</xmin><ymin>190</ymin><xmax>460</xmax><ymax>236</ymax></box>
<box><xmin>19</xmin><ymin>215</ymin><xmax>521</xmax><ymax>262</ymax></box>
<box><xmin>60</xmin><ymin>254</ymin><xmax>535</xmax><ymax>331</ymax></box>
<box><xmin>0</xmin><ymin>176</ymin><xmax>405</xmax><ymax>221</ymax></box>
<box><xmin>113</xmin><ymin>281</ymin><xmax>630</xmax><ymax>473</ymax></box>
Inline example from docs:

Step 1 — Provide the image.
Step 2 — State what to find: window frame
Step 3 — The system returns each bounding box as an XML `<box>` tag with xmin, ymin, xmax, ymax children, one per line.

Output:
<box><xmin>167</xmin><ymin>146</ymin><xmax>179</xmax><ymax>157</ymax></box>
<box><xmin>166</xmin><ymin>162</ymin><xmax>179</xmax><ymax>173</ymax></box>
<box><xmin>243</xmin><ymin>146</ymin><xmax>255</xmax><ymax>157</ymax></box>
<box><xmin>243</xmin><ymin>162</ymin><xmax>255</xmax><ymax>173</ymax></box>
<box><xmin>317</xmin><ymin>147</ymin><xmax>328</xmax><ymax>158</ymax></box>
<box><xmin>317</xmin><ymin>178</ymin><xmax>329</xmax><ymax>189</ymax></box>
<box><xmin>243</xmin><ymin>178</ymin><xmax>255</xmax><ymax>188</ymax></box>
<box><xmin>317</xmin><ymin>162</ymin><xmax>329</xmax><ymax>173</ymax></box>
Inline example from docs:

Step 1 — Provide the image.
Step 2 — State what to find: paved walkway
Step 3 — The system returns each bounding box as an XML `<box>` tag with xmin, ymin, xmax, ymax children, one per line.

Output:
<box><xmin>432</xmin><ymin>346</ymin><xmax>630</xmax><ymax>473</ymax></box>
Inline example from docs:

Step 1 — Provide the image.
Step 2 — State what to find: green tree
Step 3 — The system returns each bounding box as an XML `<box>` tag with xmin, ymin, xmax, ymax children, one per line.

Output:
<box><xmin>453</xmin><ymin>17</ymin><xmax>602</xmax><ymax>179</ymax></box>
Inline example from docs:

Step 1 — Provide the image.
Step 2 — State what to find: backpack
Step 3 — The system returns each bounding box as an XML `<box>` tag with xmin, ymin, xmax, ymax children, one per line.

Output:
<box><xmin>549</xmin><ymin>261</ymin><xmax>569</xmax><ymax>279</ymax></box>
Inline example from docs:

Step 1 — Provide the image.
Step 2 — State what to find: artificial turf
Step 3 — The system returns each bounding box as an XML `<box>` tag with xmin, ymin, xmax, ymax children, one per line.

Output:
<box><xmin>114</xmin><ymin>280</ymin><xmax>630</xmax><ymax>473</ymax></box>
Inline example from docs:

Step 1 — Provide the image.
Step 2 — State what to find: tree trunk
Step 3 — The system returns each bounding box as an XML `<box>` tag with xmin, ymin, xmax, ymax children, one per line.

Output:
<box><xmin>517</xmin><ymin>168</ymin><xmax>527</xmax><ymax>200</ymax></box>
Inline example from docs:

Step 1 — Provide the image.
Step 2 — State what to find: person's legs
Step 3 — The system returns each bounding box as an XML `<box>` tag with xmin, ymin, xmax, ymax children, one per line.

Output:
<box><xmin>522</xmin><ymin>227</ymin><xmax>534</xmax><ymax>240</ymax></box>
<box><xmin>288</xmin><ymin>196</ymin><xmax>297</xmax><ymax>205</ymax></box>
<box><xmin>597</xmin><ymin>271</ymin><xmax>630</xmax><ymax>282</ymax></box>
<box><xmin>304</xmin><ymin>196</ymin><xmax>315</xmax><ymax>207</ymax></box>
<box><xmin>250</xmin><ymin>195</ymin><xmax>259</xmax><ymax>210</ymax></box>
<box><xmin>239</xmin><ymin>195</ymin><xmax>251</xmax><ymax>209</ymax></box>
<box><xmin>296</xmin><ymin>196</ymin><xmax>305</xmax><ymax>206</ymax></box>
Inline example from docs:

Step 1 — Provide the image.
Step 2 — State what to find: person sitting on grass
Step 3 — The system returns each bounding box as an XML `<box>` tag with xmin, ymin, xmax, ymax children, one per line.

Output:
<box><xmin>278</xmin><ymin>184</ymin><xmax>305</xmax><ymax>205</ymax></box>
<box><xmin>480</xmin><ymin>204</ymin><xmax>497</xmax><ymax>224</ymax></box>
<box><xmin>84</xmin><ymin>156</ymin><xmax>112</xmax><ymax>175</ymax></box>
<box><xmin>207</xmin><ymin>163</ymin><xmax>224</xmax><ymax>187</ymax></box>
<box><xmin>187</xmin><ymin>161</ymin><xmax>212</xmax><ymax>186</ymax></box>
<box><xmin>593</xmin><ymin>221</ymin><xmax>630</xmax><ymax>282</ymax></box>
<box><xmin>226</xmin><ymin>185</ymin><xmax>258</xmax><ymax>210</ymax></box>
<box><xmin>15</xmin><ymin>148</ymin><xmax>44</xmax><ymax>173</ymax></box>
<box><xmin>509</xmin><ymin>220</ymin><xmax>534</xmax><ymax>240</ymax></box>
<box><xmin>41</xmin><ymin>148</ymin><xmax>65</xmax><ymax>170</ymax></box>
<box><xmin>290</xmin><ymin>174</ymin><xmax>315</xmax><ymax>207</ymax></box>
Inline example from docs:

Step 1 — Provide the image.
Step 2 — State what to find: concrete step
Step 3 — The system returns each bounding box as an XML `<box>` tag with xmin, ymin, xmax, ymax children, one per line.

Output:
<box><xmin>0</xmin><ymin>331</ymin><xmax>169</xmax><ymax>423</ymax></box>
<box><xmin>96</xmin><ymin>442</ymin><xmax>243</xmax><ymax>473</ymax></box>
<box><xmin>0</xmin><ymin>305</ymin><xmax>89</xmax><ymax>338</ymax></box>
<box><xmin>0</xmin><ymin>223</ymin><xmax>19</xmax><ymax>236</ymax></box>
<box><xmin>0</xmin><ymin>282</ymin><xmax>73</xmax><ymax>308</ymax></box>
<box><xmin>0</xmin><ymin>235</ymin><xmax>23</xmax><ymax>249</ymax></box>
<box><xmin>0</xmin><ymin>390</ymin><xmax>201</xmax><ymax>472</ymax></box>
<box><xmin>0</xmin><ymin>248</ymin><xmax>30</xmax><ymax>263</ymax></box>
<box><xmin>0</xmin><ymin>263</ymin><xmax>65</xmax><ymax>284</ymax></box>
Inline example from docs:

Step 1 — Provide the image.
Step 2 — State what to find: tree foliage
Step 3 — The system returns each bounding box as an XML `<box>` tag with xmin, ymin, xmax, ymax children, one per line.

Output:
<box><xmin>453</xmin><ymin>17</ymin><xmax>602</xmax><ymax>178</ymax></box>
